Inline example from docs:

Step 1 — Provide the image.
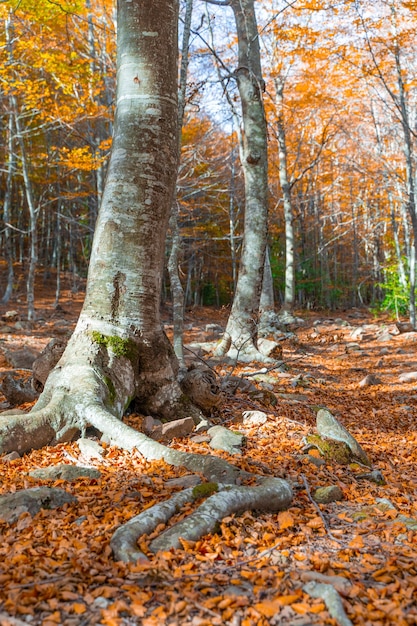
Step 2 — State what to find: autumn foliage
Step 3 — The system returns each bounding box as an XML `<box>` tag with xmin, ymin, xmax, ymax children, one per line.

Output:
<box><xmin>0</xmin><ymin>0</ymin><xmax>416</xmax><ymax>312</ymax></box>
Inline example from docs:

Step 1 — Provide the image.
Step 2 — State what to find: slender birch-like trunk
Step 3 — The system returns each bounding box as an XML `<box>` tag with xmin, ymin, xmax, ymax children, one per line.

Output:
<box><xmin>274</xmin><ymin>75</ymin><xmax>295</xmax><ymax>312</ymax></box>
<box><xmin>168</xmin><ymin>0</ymin><xmax>194</xmax><ymax>371</ymax></box>
<box><xmin>1</xmin><ymin>111</ymin><xmax>15</xmax><ymax>305</ymax></box>
<box><xmin>214</xmin><ymin>0</ymin><xmax>270</xmax><ymax>361</ymax></box>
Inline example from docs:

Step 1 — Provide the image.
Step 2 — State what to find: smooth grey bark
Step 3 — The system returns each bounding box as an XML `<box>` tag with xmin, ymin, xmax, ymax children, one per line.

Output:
<box><xmin>213</xmin><ymin>0</ymin><xmax>270</xmax><ymax>361</ymax></box>
<box><xmin>112</xmin><ymin>478</ymin><xmax>292</xmax><ymax>562</ymax></box>
<box><xmin>167</xmin><ymin>0</ymin><xmax>194</xmax><ymax>371</ymax></box>
<box><xmin>1</xmin><ymin>111</ymin><xmax>15</xmax><ymax>305</ymax></box>
<box><xmin>6</xmin><ymin>15</ymin><xmax>38</xmax><ymax>320</ymax></box>
<box><xmin>0</xmin><ymin>0</ymin><xmax>184</xmax><ymax>451</ymax></box>
<box><xmin>0</xmin><ymin>0</ymin><xmax>292</xmax><ymax>555</ymax></box>
<box><xmin>274</xmin><ymin>75</ymin><xmax>295</xmax><ymax>312</ymax></box>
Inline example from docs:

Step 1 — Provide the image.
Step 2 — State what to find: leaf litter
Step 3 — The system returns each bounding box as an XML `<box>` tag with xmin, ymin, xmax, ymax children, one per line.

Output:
<box><xmin>0</xmin><ymin>301</ymin><xmax>417</xmax><ymax>625</ymax></box>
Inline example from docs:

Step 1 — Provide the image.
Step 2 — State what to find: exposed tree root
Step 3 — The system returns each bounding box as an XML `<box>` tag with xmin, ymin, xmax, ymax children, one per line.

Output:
<box><xmin>0</xmin><ymin>329</ymin><xmax>292</xmax><ymax>559</ymax></box>
<box><xmin>111</xmin><ymin>477</ymin><xmax>292</xmax><ymax>562</ymax></box>
<box><xmin>214</xmin><ymin>333</ymin><xmax>277</xmax><ymax>364</ymax></box>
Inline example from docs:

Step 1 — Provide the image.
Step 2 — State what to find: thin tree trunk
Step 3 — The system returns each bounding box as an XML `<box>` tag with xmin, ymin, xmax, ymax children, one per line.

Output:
<box><xmin>274</xmin><ymin>75</ymin><xmax>295</xmax><ymax>313</ymax></box>
<box><xmin>214</xmin><ymin>0</ymin><xmax>270</xmax><ymax>361</ymax></box>
<box><xmin>6</xmin><ymin>15</ymin><xmax>38</xmax><ymax>320</ymax></box>
<box><xmin>168</xmin><ymin>0</ymin><xmax>193</xmax><ymax>371</ymax></box>
<box><xmin>1</xmin><ymin>111</ymin><xmax>15</xmax><ymax>304</ymax></box>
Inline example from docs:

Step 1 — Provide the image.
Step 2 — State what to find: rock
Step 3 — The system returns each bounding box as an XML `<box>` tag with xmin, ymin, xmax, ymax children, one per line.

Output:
<box><xmin>278</xmin><ymin>392</ymin><xmax>310</xmax><ymax>403</ymax></box>
<box><xmin>396</xmin><ymin>322</ymin><xmax>415</xmax><ymax>333</ymax></box>
<box><xmin>399</xmin><ymin>371</ymin><xmax>417</xmax><ymax>382</ymax></box>
<box><xmin>204</xmin><ymin>323</ymin><xmax>223</xmax><ymax>339</ymax></box>
<box><xmin>345</xmin><ymin>343</ymin><xmax>361</xmax><ymax>352</ymax></box>
<box><xmin>316</xmin><ymin>409</ymin><xmax>371</xmax><ymax>467</ymax></box>
<box><xmin>313</xmin><ymin>485</ymin><xmax>344</xmax><ymax>504</ymax></box>
<box><xmin>350</xmin><ymin>327</ymin><xmax>365</xmax><ymax>340</ymax></box>
<box><xmin>399</xmin><ymin>332</ymin><xmax>417</xmax><ymax>342</ymax></box>
<box><xmin>242</xmin><ymin>410</ymin><xmax>268</xmax><ymax>426</ymax></box>
<box><xmin>358</xmin><ymin>374</ymin><xmax>382</xmax><ymax>387</ymax></box>
<box><xmin>184</xmin><ymin>341</ymin><xmax>218</xmax><ymax>355</ymax></box>
<box><xmin>336</xmin><ymin>319</ymin><xmax>350</xmax><ymax>327</ymax></box>
<box><xmin>29</xmin><ymin>464</ymin><xmax>101</xmax><ymax>481</ymax></box>
<box><xmin>3</xmin><ymin>346</ymin><xmax>40</xmax><ymax>369</ymax></box>
<box><xmin>160</xmin><ymin>416</ymin><xmax>195</xmax><ymax>441</ymax></box>
<box><xmin>0</xmin><ymin>487</ymin><xmax>76</xmax><ymax>524</ymax></box>
<box><xmin>32</xmin><ymin>338</ymin><xmax>67</xmax><ymax>392</ymax></box>
<box><xmin>378</xmin><ymin>331</ymin><xmax>394</xmax><ymax>342</ymax></box>
<box><xmin>1</xmin><ymin>373</ymin><xmax>38</xmax><ymax>405</ymax></box>
<box><xmin>165</xmin><ymin>474</ymin><xmax>201</xmax><ymax>489</ymax></box>
<box><xmin>208</xmin><ymin>425</ymin><xmax>244</xmax><ymax>455</ymax></box>
<box><xmin>2</xmin><ymin>451</ymin><xmax>20</xmax><ymax>462</ymax></box>
<box><xmin>277</xmin><ymin>310</ymin><xmax>305</xmax><ymax>327</ymax></box>
<box><xmin>355</xmin><ymin>469</ymin><xmax>385</xmax><ymax>485</ymax></box>
<box><xmin>221</xmin><ymin>375</ymin><xmax>258</xmax><ymax>395</ymax></box>
<box><xmin>142</xmin><ymin>415</ymin><xmax>162</xmax><ymax>435</ymax></box>
<box><xmin>2</xmin><ymin>310</ymin><xmax>19</xmax><ymax>322</ymax></box>
<box><xmin>77</xmin><ymin>438</ymin><xmax>107</xmax><ymax>460</ymax></box>
<box><xmin>189</xmin><ymin>434</ymin><xmax>211</xmax><ymax>443</ymax></box>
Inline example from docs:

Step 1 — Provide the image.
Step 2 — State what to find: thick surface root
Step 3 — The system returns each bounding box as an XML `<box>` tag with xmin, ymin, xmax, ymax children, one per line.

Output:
<box><xmin>0</xmin><ymin>346</ymin><xmax>293</xmax><ymax>561</ymax></box>
<box><xmin>111</xmin><ymin>478</ymin><xmax>292</xmax><ymax>562</ymax></box>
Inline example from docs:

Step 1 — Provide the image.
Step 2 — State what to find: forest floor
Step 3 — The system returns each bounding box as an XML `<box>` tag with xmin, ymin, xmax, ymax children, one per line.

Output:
<box><xmin>0</xmin><ymin>270</ymin><xmax>417</xmax><ymax>626</ymax></box>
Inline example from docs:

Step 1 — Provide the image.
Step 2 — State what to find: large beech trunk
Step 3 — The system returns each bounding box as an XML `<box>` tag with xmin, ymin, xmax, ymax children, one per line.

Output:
<box><xmin>0</xmin><ymin>0</ymin><xmax>292</xmax><ymax>557</ymax></box>
<box><xmin>0</xmin><ymin>0</ymin><xmax>186</xmax><ymax>454</ymax></box>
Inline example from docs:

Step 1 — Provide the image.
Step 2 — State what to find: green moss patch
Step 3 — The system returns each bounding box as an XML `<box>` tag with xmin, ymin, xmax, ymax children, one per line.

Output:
<box><xmin>192</xmin><ymin>482</ymin><xmax>219</xmax><ymax>500</ymax></box>
<box><xmin>91</xmin><ymin>331</ymin><xmax>135</xmax><ymax>358</ymax></box>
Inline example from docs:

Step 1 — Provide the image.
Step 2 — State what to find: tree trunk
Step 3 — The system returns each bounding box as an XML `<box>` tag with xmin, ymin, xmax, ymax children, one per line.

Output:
<box><xmin>0</xmin><ymin>0</ymin><xmax>185</xmax><ymax>450</ymax></box>
<box><xmin>1</xmin><ymin>111</ymin><xmax>15</xmax><ymax>305</ymax></box>
<box><xmin>274</xmin><ymin>75</ymin><xmax>295</xmax><ymax>313</ymax></box>
<box><xmin>6</xmin><ymin>15</ymin><xmax>38</xmax><ymax>320</ymax></box>
<box><xmin>167</xmin><ymin>0</ymin><xmax>193</xmax><ymax>371</ymax></box>
<box><xmin>0</xmin><ymin>0</ymin><xmax>292</xmax><ymax>557</ymax></box>
<box><xmin>214</xmin><ymin>0</ymin><xmax>270</xmax><ymax>362</ymax></box>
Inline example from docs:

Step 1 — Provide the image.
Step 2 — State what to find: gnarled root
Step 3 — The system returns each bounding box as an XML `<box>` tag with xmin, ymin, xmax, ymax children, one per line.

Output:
<box><xmin>0</xmin><ymin>330</ymin><xmax>292</xmax><ymax>561</ymax></box>
<box><xmin>111</xmin><ymin>477</ymin><xmax>292</xmax><ymax>562</ymax></box>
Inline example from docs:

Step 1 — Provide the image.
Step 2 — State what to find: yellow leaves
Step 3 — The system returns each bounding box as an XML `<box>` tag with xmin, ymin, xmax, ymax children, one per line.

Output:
<box><xmin>58</xmin><ymin>146</ymin><xmax>102</xmax><ymax>172</ymax></box>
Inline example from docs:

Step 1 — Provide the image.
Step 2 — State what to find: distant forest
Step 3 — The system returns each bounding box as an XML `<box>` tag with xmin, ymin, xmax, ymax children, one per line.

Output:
<box><xmin>1</xmin><ymin>0</ymin><xmax>416</xmax><ymax>317</ymax></box>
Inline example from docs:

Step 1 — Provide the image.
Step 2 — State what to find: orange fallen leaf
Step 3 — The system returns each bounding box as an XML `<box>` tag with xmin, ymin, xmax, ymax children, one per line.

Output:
<box><xmin>254</xmin><ymin>600</ymin><xmax>281</xmax><ymax>617</ymax></box>
<box><xmin>278</xmin><ymin>510</ymin><xmax>295</xmax><ymax>530</ymax></box>
<box><xmin>349</xmin><ymin>535</ymin><xmax>365</xmax><ymax>549</ymax></box>
<box><xmin>292</xmin><ymin>602</ymin><xmax>312</xmax><ymax>614</ymax></box>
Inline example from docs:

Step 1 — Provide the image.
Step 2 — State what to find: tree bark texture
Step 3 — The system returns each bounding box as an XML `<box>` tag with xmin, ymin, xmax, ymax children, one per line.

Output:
<box><xmin>215</xmin><ymin>0</ymin><xmax>270</xmax><ymax>362</ymax></box>
<box><xmin>0</xmin><ymin>0</ymin><xmax>292</xmax><ymax>556</ymax></box>
<box><xmin>275</xmin><ymin>75</ymin><xmax>295</xmax><ymax>312</ymax></box>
